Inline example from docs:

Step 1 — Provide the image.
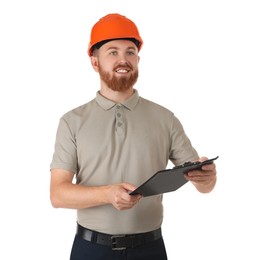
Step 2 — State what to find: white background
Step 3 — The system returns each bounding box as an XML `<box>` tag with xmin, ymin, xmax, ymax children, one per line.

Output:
<box><xmin>0</xmin><ymin>0</ymin><xmax>256</xmax><ymax>259</ymax></box>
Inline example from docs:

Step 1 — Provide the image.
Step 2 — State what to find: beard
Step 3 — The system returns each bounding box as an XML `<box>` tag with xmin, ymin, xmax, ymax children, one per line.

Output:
<box><xmin>98</xmin><ymin>62</ymin><xmax>138</xmax><ymax>92</ymax></box>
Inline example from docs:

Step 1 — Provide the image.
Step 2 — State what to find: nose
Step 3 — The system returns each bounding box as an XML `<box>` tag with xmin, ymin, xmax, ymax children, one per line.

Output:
<box><xmin>117</xmin><ymin>53</ymin><xmax>127</xmax><ymax>63</ymax></box>
<box><xmin>117</xmin><ymin>50</ymin><xmax>132</xmax><ymax>63</ymax></box>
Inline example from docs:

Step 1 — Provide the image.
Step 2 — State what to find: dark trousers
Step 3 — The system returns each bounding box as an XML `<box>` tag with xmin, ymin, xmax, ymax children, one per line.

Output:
<box><xmin>70</xmin><ymin>234</ymin><xmax>168</xmax><ymax>260</ymax></box>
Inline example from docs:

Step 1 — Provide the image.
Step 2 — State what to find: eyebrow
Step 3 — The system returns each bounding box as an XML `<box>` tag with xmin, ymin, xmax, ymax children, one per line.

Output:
<box><xmin>106</xmin><ymin>46</ymin><xmax>137</xmax><ymax>52</ymax></box>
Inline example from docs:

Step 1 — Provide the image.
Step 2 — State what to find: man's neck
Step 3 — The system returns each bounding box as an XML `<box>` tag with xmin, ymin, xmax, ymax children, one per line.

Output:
<box><xmin>99</xmin><ymin>85</ymin><xmax>134</xmax><ymax>103</ymax></box>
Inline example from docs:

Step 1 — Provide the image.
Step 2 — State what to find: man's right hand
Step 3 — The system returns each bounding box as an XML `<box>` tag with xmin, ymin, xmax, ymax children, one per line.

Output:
<box><xmin>106</xmin><ymin>183</ymin><xmax>142</xmax><ymax>210</ymax></box>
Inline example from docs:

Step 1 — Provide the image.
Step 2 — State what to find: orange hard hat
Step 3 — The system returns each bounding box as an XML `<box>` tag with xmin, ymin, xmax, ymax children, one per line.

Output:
<box><xmin>88</xmin><ymin>13</ymin><xmax>143</xmax><ymax>56</ymax></box>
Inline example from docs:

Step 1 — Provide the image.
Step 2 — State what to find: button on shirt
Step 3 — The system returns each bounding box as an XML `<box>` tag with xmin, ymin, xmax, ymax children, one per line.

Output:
<box><xmin>50</xmin><ymin>90</ymin><xmax>198</xmax><ymax>234</ymax></box>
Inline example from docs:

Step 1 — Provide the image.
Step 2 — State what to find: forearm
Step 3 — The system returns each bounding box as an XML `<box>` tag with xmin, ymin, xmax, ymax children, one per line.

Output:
<box><xmin>50</xmin><ymin>182</ymin><xmax>111</xmax><ymax>209</ymax></box>
<box><xmin>50</xmin><ymin>169</ymin><xmax>141</xmax><ymax>210</ymax></box>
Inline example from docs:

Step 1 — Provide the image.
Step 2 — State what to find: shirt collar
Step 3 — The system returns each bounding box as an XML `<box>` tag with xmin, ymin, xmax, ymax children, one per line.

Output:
<box><xmin>95</xmin><ymin>89</ymin><xmax>140</xmax><ymax>111</ymax></box>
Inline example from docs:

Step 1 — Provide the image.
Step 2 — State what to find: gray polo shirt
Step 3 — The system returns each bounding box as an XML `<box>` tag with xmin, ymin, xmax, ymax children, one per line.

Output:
<box><xmin>50</xmin><ymin>89</ymin><xmax>198</xmax><ymax>234</ymax></box>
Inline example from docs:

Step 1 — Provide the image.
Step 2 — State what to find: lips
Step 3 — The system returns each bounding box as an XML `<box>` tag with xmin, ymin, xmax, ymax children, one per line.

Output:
<box><xmin>115</xmin><ymin>68</ymin><xmax>130</xmax><ymax>73</ymax></box>
<box><xmin>114</xmin><ymin>64</ymin><xmax>132</xmax><ymax>73</ymax></box>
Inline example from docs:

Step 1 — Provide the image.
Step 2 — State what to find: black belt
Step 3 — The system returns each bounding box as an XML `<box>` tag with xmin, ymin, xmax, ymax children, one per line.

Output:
<box><xmin>76</xmin><ymin>224</ymin><xmax>162</xmax><ymax>250</ymax></box>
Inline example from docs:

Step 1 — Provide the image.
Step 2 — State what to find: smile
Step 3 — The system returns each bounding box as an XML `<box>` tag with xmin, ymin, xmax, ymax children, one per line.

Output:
<box><xmin>115</xmin><ymin>69</ymin><xmax>130</xmax><ymax>73</ymax></box>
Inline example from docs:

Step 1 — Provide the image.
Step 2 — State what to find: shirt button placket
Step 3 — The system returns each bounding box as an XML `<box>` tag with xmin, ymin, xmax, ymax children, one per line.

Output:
<box><xmin>115</xmin><ymin>105</ymin><xmax>125</xmax><ymax>138</ymax></box>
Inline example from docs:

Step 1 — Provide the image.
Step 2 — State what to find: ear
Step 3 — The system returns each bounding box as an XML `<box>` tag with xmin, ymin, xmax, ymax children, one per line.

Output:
<box><xmin>90</xmin><ymin>56</ymin><xmax>99</xmax><ymax>72</ymax></box>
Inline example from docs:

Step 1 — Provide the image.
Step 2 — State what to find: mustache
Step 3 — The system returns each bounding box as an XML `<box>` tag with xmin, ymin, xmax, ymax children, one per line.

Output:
<box><xmin>113</xmin><ymin>62</ymin><xmax>133</xmax><ymax>71</ymax></box>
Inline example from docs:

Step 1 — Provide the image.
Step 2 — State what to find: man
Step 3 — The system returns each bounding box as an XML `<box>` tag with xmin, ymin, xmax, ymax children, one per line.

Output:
<box><xmin>50</xmin><ymin>13</ymin><xmax>217</xmax><ymax>260</ymax></box>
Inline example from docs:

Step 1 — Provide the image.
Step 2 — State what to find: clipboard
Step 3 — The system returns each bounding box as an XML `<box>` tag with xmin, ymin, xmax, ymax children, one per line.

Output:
<box><xmin>130</xmin><ymin>156</ymin><xmax>219</xmax><ymax>197</ymax></box>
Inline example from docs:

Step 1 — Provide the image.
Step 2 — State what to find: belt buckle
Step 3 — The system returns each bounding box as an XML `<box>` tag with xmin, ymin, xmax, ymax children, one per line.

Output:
<box><xmin>111</xmin><ymin>235</ymin><xmax>126</xmax><ymax>250</ymax></box>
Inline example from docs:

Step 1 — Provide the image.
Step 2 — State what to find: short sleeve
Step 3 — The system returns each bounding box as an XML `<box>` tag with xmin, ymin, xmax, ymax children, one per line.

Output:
<box><xmin>169</xmin><ymin>115</ymin><xmax>199</xmax><ymax>165</ymax></box>
<box><xmin>50</xmin><ymin>117</ymin><xmax>78</xmax><ymax>173</ymax></box>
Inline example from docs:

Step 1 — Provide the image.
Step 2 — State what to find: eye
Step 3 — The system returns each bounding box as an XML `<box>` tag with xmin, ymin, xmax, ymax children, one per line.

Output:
<box><xmin>110</xmin><ymin>51</ymin><xmax>118</xmax><ymax>56</ymax></box>
<box><xmin>127</xmin><ymin>51</ymin><xmax>135</xmax><ymax>56</ymax></box>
